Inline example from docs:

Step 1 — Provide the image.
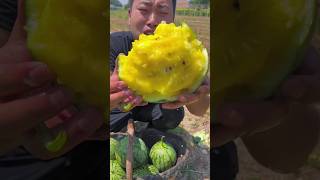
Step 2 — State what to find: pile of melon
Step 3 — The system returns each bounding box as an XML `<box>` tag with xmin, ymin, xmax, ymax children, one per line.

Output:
<box><xmin>110</xmin><ymin>136</ymin><xmax>177</xmax><ymax>179</ymax></box>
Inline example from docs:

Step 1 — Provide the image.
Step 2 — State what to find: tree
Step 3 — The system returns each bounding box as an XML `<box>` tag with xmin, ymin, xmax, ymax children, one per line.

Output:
<box><xmin>189</xmin><ymin>0</ymin><xmax>209</xmax><ymax>8</ymax></box>
<box><xmin>111</xmin><ymin>0</ymin><xmax>122</xmax><ymax>7</ymax></box>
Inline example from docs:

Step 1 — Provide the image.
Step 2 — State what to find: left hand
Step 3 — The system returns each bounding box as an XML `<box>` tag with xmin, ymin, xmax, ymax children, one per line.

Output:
<box><xmin>161</xmin><ymin>76</ymin><xmax>210</xmax><ymax>109</ymax></box>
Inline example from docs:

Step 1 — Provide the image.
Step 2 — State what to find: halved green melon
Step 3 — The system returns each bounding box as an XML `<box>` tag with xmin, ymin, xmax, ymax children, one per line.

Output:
<box><xmin>25</xmin><ymin>0</ymin><xmax>107</xmax><ymax>113</ymax></box>
<box><xmin>213</xmin><ymin>0</ymin><xmax>317</xmax><ymax>103</ymax></box>
<box><xmin>118</xmin><ymin>22</ymin><xmax>209</xmax><ymax>103</ymax></box>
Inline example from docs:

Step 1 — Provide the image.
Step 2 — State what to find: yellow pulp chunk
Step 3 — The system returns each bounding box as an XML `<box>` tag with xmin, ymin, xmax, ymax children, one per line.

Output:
<box><xmin>118</xmin><ymin>22</ymin><xmax>209</xmax><ymax>102</ymax></box>
<box><xmin>26</xmin><ymin>0</ymin><xmax>107</xmax><ymax>114</ymax></box>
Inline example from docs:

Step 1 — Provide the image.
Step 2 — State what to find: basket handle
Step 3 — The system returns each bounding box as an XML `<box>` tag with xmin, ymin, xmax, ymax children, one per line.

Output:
<box><xmin>126</xmin><ymin>119</ymin><xmax>135</xmax><ymax>180</ymax></box>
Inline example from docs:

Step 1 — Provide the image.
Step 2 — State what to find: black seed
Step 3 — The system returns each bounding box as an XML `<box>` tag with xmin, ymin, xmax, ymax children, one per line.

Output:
<box><xmin>182</xmin><ymin>60</ymin><xmax>186</xmax><ymax>65</ymax></box>
<box><xmin>233</xmin><ymin>0</ymin><xmax>240</xmax><ymax>10</ymax></box>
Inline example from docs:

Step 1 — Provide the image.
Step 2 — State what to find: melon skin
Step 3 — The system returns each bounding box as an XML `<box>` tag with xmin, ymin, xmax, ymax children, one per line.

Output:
<box><xmin>149</xmin><ymin>137</ymin><xmax>177</xmax><ymax>172</ymax></box>
<box><xmin>110</xmin><ymin>138</ymin><xmax>119</xmax><ymax>160</ymax></box>
<box><xmin>118</xmin><ymin>22</ymin><xmax>209</xmax><ymax>103</ymax></box>
<box><xmin>110</xmin><ymin>160</ymin><xmax>125</xmax><ymax>180</ymax></box>
<box><xmin>212</xmin><ymin>0</ymin><xmax>318</xmax><ymax>103</ymax></box>
<box><xmin>25</xmin><ymin>0</ymin><xmax>107</xmax><ymax>116</ymax></box>
<box><xmin>115</xmin><ymin>136</ymin><xmax>149</xmax><ymax>169</ymax></box>
<box><xmin>133</xmin><ymin>164</ymin><xmax>159</xmax><ymax>178</ymax></box>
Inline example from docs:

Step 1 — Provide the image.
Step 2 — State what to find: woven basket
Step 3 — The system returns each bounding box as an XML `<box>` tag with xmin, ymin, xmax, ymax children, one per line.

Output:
<box><xmin>111</xmin><ymin>127</ymin><xmax>192</xmax><ymax>180</ymax></box>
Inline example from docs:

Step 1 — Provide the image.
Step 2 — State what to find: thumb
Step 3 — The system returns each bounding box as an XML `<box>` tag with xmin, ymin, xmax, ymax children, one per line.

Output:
<box><xmin>8</xmin><ymin>0</ymin><xmax>26</xmax><ymax>42</ymax></box>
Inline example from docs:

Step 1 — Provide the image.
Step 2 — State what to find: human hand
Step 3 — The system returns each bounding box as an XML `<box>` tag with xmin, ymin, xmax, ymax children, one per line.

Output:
<box><xmin>110</xmin><ymin>60</ymin><xmax>146</xmax><ymax>111</ymax></box>
<box><xmin>161</xmin><ymin>76</ymin><xmax>210</xmax><ymax>109</ymax></box>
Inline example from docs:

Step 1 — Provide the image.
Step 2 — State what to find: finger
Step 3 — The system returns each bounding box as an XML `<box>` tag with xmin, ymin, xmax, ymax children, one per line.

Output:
<box><xmin>110</xmin><ymin>91</ymin><xmax>129</xmax><ymax>110</ymax></box>
<box><xmin>196</xmin><ymin>85</ymin><xmax>210</xmax><ymax>96</ymax></box>
<box><xmin>280</xmin><ymin>75</ymin><xmax>320</xmax><ymax>103</ymax></box>
<box><xmin>0</xmin><ymin>87</ymin><xmax>73</xmax><ymax>136</ymax></box>
<box><xmin>8</xmin><ymin>0</ymin><xmax>26</xmax><ymax>42</ymax></box>
<box><xmin>130</xmin><ymin>96</ymin><xmax>143</xmax><ymax>106</ymax></box>
<box><xmin>110</xmin><ymin>80</ymin><xmax>127</xmax><ymax>93</ymax></box>
<box><xmin>23</xmin><ymin>108</ymin><xmax>103</xmax><ymax>160</ymax></box>
<box><xmin>161</xmin><ymin>102</ymin><xmax>184</xmax><ymax>109</ymax></box>
<box><xmin>58</xmin><ymin>108</ymin><xmax>104</xmax><ymax>150</ymax></box>
<box><xmin>0</xmin><ymin>62</ymin><xmax>56</xmax><ymax>97</ymax></box>
<box><xmin>181</xmin><ymin>94</ymin><xmax>200</xmax><ymax>103</ymax></box>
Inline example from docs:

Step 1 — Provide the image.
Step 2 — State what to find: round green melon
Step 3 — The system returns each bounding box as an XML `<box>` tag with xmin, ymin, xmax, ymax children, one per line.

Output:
<box><xmin>110</xmin><ymin>160</ymin><xmax>125</xmax><ymax>180</ymax></box>
<box><xmin>212</xmin><ymin>0</ymin><xmax>317</xmax><ymax>104</ymax></box>
<box><xmin>149</xmin><ymin>137</ymin><xmax>177</xmax><ymax>172</ymax></box>
<box><xmin>118</xmin><ymin>22</ymin><xmax>209</xmax><ymax>103</ymax></box>
<box><xmin>110</xmin><ymin>138</ymin><xmax>119</xmax><ymax>160</ymax></box>
<box><xmin>133</xmin><ymin>164</ymin><xmax>159</xmax><ymax>178</ymax></box>
<box><xmin>115</xmin><ymin>136</ymin><xmax>149</xmax><ymax>169</ymax></box>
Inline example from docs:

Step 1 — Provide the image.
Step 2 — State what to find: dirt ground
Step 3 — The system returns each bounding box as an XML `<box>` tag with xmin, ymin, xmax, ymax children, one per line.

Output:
<box><xmin>168</xmin><ymin>108</ymin><xmax>210</xmax><ymax>180</ymax></box>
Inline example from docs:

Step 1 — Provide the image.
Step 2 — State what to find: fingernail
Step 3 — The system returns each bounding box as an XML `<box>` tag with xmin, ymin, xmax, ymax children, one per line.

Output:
<box><xmin>123</xmin><ymin>89</ymin><xmax>133</xmax><ymax>96</ymax></box>
<box><xmin>131</xmin><ymin>96</ymin><xmax>142</xmax><ymax>105</ymax></box>
<box><xmin>117</xmin><ymin>81</ymin><xmax>127</xmax><ymax>90</ymax></box>
<box><xmin>49</xmin><ymin>89</ymin><xmax>71</xmax><ymax>107</ymax></box>
<box><xmin>124</xmin><ymin>97</ymin><xmax>131</xmax><ymax>103</ymax></box>
<box><xmin>24</xmin><ymin>62</ymin><xmax>54</xmax><ymax>87</ymax></box>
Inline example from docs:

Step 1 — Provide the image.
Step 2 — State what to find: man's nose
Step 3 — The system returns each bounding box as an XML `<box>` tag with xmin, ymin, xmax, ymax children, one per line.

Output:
<box><xmin>146</xmin><ymin>13</ymin><xmax>159</xmax><ymax>28</ymax></box>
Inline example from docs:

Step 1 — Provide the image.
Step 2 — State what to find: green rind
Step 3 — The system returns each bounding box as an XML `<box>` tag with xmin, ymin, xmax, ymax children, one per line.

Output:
<box><xmin>149</xmin><ymin>138</ymin><xmax>177</xmax><ymax>172</ymax></box>
<box><xmin>115</xmin><ymin>136</ymin><xmax>149</xmax><ymax>169</ymax></box>
<box><xmin>133</xmin><ymin>164</ymin><xmax>159</xmax><ymax>178</ymax></box>
<box><xmin>110</xmin><ymin>160</ymin><xmax>125</xmax><ymax>180</ymax></box>
<box><xmin>110</xmin><ymin>138</ymin><xmax>119</xmax><ymax>160</ymax></box>
<box><xmin>45</xmin><ymin>131</ymin><xmax>67</xmax><ymax>152</ymax></box>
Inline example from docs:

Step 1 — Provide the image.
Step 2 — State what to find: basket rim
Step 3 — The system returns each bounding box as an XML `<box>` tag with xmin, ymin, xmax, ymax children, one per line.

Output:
<box><xmin>110</xmin><ymin>131</ymin><xmax>193</xmax><ymax>179</ymax></box>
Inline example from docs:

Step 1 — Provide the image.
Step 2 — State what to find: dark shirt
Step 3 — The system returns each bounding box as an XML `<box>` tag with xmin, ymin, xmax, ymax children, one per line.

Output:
<box><xmin>0</xmin><ymin>1</ymin><xmax>106</xmax><ymax>179</ymax></box>
<box><xmin>109</xmin><ymin>31</ymin><xmax>134</xmax><ymax>72</ymax></box>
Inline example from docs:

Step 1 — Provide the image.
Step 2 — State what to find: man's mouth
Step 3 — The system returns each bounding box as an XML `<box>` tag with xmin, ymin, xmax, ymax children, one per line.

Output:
<box><xmin>143</xmin><ymin>29</ymin><xmax>154</xmax><ymax>35</ymax></box>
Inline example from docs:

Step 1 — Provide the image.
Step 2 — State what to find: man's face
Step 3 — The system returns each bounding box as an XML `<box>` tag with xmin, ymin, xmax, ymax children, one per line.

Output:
<box><xmin>128</xmin><ymin>0</ymin><xmax>174</xmax><ymax>39</ymax></box>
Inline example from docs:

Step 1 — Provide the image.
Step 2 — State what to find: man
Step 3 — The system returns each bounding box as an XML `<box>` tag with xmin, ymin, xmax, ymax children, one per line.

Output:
<box><xmin>110</xmin><ymin>0</ymin><xmax>210</xmax><ymax>132</ymax></box>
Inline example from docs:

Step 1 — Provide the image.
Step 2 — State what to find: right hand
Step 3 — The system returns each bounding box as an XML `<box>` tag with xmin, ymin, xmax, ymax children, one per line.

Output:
<box><xmin>110</xmin><ymin>61</ymin><xmax>144</xmax><ymax>110</ymax></box>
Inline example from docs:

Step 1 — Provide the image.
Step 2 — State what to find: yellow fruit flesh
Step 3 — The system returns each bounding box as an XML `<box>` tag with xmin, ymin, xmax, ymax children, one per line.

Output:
<box><xmin>118</xmin><ymin>23</ymin><xmax>208</xmax><ymax>102</ymax></box>
<box><xmin>213</xmin><ymin>0</ymin><xmax>317</xmax><ymax>102</ymax></box>
<box><xmin>26</xmin><ymin>0</ymin><xmax>107</xmax><ymax>113</ymax></box>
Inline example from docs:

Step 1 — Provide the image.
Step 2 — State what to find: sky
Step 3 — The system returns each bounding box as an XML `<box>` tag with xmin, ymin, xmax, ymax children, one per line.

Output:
<box><xmin>119</xmin><ymin>0</ymin><xmax>128</xmax><ymax>5</ymax></box>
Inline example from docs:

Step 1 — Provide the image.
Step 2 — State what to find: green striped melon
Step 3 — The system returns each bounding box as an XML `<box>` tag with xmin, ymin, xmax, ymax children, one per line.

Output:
<box><xmin>115</xmin><ymin>136</ymin><xmax>149</xmax><ymax>169</ymax></box>
<box><xmin>133</xmin><ymin>164</ymin><xmax>159</xmax><ymax>178</ymax></box>
<box><xmin>110</xmin><ymin>160</ymin><xmax>125</xmax><ymax>180</ymax></box>
<box><xmin>110</xmin><ymin>138</ymin><xmax>119</xmax><ymax>160</ymax></box>
<box><xmin>149</xmin><ymin>137</ymin><xmax>177</xmax><ymax>172</ymax></box>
